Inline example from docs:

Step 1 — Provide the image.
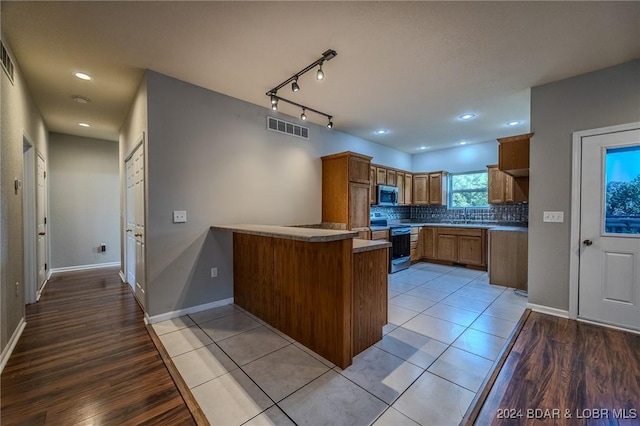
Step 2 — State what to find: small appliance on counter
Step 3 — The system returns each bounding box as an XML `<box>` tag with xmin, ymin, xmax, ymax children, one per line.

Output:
<box><xmin>369</xmin><ymin>212</ymin><xmax>411</xmax><ymax>273</ymax></box>
<box><xmin>376</xmin><ymin>185</ymin><xmax>399</xmax><ymax>206</ymax></box>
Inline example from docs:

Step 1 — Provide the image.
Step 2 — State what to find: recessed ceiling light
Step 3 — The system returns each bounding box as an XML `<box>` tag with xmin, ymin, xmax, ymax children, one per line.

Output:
<box><xmin>507</xmin><ymin>120</ymin><xmax>521</xmax><ymax>126</ymax></box>
<box><xmin>375</xmin><ymin>129</ymin><xmax>388</xmax><ymax>135</ymax></box>
<box><xmin>74</xmin><ymin>72</ymin><xmax>92</xmax><ymax>81</ymax></box>
<box><xmin>459</xmin><ymin>113</ymin><xmax>476</xmax><ymax>121</ymax></box>
<box><xmin>459</xmin><ymin>141</ymin><xmax>467</xmax><ymax>145</ymax></box>
<box><xmin>418</xmin><ymin>146</ymin><xmax>428</xmax><ymax>150</ymax></box>
<box><xmin>72</xmin><ymin>95</ymin><xmax>90</xmax><ymax>104</ymax></box>
<box><xmin>78</xmin><ymin>122</ymin><xmax>91</xmax><ymax>127</ymax></box>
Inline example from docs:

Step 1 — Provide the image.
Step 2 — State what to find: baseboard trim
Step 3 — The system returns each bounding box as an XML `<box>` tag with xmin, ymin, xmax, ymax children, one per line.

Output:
<box><xmin>146</xmin><ymin>297</ymin><xmax>235</xmax><ymax>324</ymax></box>
<box><xmin>0</xmin><ymin>317</ymin><xmax>26</xmax><ymax>374</ymax></box>
<box><xmin>118</xmin><ymin>270</ymin><xmax>126</xmax><ymax>283</ymax></box>
<box><xmin>36</xmin><ymin>279</ymin><xmax>49</xmax><ymax>301</ymax></box>
<box><xmin>526</xmin><ymin>303</ymin><xmax>569</xmax><ymax>318</ymax></box>
<box><xmin>49</xmin><ymin>262</ymin><xmax>121</xmax><ymax>274</ymax></box>
<box><xmin>577</xmin><ymin>317</ymin><xmax>640</xmax><ymax>335</ymax></box>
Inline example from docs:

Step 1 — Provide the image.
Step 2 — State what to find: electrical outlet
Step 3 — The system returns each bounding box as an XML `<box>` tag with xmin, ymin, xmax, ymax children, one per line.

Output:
<box><xmin>543</xmin><ymin>211</ymin><xmax>564</xmax><ymax>223</ymax></box>
<box><xmin>211</xmin><ymin>267</ymin><xmax>218</xmax><ymax>278</ymax></box>
<box><xmin>173</xmin><ymin>210</ymin><xmax>187</xmax><ymax>223</ymax></box>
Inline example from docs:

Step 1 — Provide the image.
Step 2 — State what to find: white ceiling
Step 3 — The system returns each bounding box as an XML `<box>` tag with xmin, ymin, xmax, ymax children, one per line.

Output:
<box><xmin>3</xmin><ymin>1</ymin><xmax>640</xmax><ymax>153</ymax></box>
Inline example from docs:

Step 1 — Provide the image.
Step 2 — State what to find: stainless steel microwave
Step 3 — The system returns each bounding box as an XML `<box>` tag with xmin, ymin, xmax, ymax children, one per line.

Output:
<box><xmin>377</xmin><ymin>185</ymin><xmax>399</xmax><ymax>206</ymax></box>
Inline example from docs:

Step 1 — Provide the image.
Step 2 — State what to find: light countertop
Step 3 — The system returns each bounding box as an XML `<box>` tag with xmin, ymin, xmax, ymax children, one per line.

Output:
<box><xmin>211</xmin><ymin>224</ymin><xmax>358</xmax><ymax>242</ymax></box>
<box><xmin>352</xmin><ymin>239</ymin><xmax>391</xmax><ymax>253</ymax></box>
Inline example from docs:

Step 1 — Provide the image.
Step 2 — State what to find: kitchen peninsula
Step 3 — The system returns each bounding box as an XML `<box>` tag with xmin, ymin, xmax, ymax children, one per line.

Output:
<box><xmin>211</xmin><ymin>224</ymin><xmax>390</xmax><ymax>368</ymax></box>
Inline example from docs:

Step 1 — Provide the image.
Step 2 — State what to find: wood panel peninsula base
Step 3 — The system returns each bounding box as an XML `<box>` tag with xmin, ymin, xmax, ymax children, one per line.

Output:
<box><xmin>212</xmin><ymin>225</ymin><xmax>390</xmax><ymax>369</ymax></box>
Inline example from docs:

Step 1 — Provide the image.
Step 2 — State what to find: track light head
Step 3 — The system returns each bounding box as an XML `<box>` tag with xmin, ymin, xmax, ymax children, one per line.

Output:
<box><xmin>270</xmin><ymin>94</ymin><xmax>278</xmax><ymax>105</ymax></box>
<box><xmin>301</xmin><ymin>109</ymin><xmax>307</xmax><ymax>121</ymax></box>
<box><xmin>327</xmin><ymin>118</ymin><xmax>333</xmax><ymax>129</ymax></box>
<box><xmin>271</xmin><ymin>101</ymin><xmax>278</xmax><ymax>111</ymax></box>
<box><xmin>291</xmin><ymin>78</ymin><xmax>300</xmax><ymax>92</ymax></box>
<box><xmin>316</xmin><ymin>62</ymin><xmax>324</xmax><ymax>80</ymax></box>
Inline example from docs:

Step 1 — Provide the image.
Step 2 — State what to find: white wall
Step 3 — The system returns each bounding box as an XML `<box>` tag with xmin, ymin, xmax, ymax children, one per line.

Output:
<box><xmin>49</xmin><ymin>133</ymin><xmax>120</xmax><ymax>269</ymax></box>
<box><xmin>529</xmin><ymin>59</ymin><xmax>640</xmax><ymax>311</ymax></box>
<box><xmin>412</xmin><ymin>140</ymin><xmax>498</xmax><ymax>173</ymax></box>
<box><xmin>0</xmin><ymin>33</ymin><xmax>48</xmax><ymax>355</ymax></box>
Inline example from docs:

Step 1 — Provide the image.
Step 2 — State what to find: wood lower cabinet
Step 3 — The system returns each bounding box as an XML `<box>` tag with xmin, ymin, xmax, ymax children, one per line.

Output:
<box><xmin>435</xmin><ymin>227</ymin><xmax>487</xmax><ymax>269</ymax></box>
<box><xmin>436</xmin><ymin>234</ymin><xmax>458</xmax><ymax>262</ymax></box>
<box><xmin>371</xmin><ymin>229</ymin><xmax>389</xmax><ymax>241</ymax></box>
<box><xmin>489</xmin><ymin>230</ymin><xmax>528</xmax><ymax>289</ymax></box>
<box><xmin>410</xmin><ymin>227</ymin><xmax>421</xmax><ymax>261</ymax></box>
<box><xmin>421</xmin><ymin>227</ymin><xmax>437</xmax><ymax>259</ymax></box>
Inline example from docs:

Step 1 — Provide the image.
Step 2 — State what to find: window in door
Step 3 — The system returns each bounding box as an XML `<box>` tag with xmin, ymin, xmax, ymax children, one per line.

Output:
<box><xmin>605</xmin><ymin>145</ymin><xmax>640</xmax><ymax>234</ymax></box>
<box><xmin>449</xmin><ymin>171</ymin><xmax>488</xmax><ymax>208</ymax></box>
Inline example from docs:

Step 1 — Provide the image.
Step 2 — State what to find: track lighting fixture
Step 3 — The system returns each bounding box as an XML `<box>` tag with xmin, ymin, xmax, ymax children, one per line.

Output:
<box><xmin>265</xmin><ymin>49</ymin><xmax>337</xmax><ymax>125</ymax></box>
<box><xmin>316</xmin><ymin>62</ymin><xmax>324</xmax><ymax>80</ymax></box>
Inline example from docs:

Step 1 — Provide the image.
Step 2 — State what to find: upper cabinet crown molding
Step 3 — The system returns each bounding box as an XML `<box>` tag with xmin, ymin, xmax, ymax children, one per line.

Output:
<box><xmin>498</xmin><ymin>133</ymin><xmax>533</xmax><ymax>177</ymax></box>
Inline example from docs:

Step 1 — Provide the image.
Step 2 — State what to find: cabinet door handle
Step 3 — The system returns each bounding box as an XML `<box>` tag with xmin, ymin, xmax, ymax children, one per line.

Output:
<box><xmin>583</xmin><ymin>239</ymin><xmax>593</xmax><ymax>246</ymax></box>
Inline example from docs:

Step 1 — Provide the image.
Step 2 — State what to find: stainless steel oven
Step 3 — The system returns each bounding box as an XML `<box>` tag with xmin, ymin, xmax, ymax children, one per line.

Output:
<box><xmin>389</xmin><ymin>225</ymin><xmax>411</xmax><ymax>273</ymax></box>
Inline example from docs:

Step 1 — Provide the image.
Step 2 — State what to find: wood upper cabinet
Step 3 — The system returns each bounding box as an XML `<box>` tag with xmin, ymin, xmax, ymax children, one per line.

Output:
<box><xmin>376</xmin><ymin>167</ymin><xmax>387</xmax><ymax>185</ymax></box>
<box><xmin>413</xmin><ymin>174</ymin><xmax>429</xmax><ymax>205</ymax></box>
<box><xmin>413</xmin><ymin>172</ymin><xmax>447</xmax><ymax>205</ymax></box>
<box><xmin>386</xmin><ymin>169</ymin><xmax>397</xmax><ymax>187</ymax></box>
<box><xmin>397</xmin><ymin>172</ymin><xmax>405</xmax><ymax>204</ymax></box>
<box><xmin>404</xmin><ymin>173</ymin><xmax>412</xmax><ymax>205</ymax></box>
<box><xmin>421</xmin><ymin>227</ymin><xmax>437</xmax><ymax>259</ymax></box>
<box><xmin>488</xmin><ymin>164</ymin><xmax>528</xmax><ymax>204</ymax></box>
<box><xmin>349</xmin><ymin>155</ymin><xmax>371</xmax><ymax>184</ymax></box>
<box><xmin>498</xmin><ymin>133</ymin><xmax>533</xmax><ymax>177</ymax></box>
<box><xmin>321</xmin><ymin>152</ymin><xmax>372</xmax><ymax>230</ymax></box>
<box><xmin>370</xmin><ymin>166</ymin><xmax>377</xmax><ymax>205</ymax></box>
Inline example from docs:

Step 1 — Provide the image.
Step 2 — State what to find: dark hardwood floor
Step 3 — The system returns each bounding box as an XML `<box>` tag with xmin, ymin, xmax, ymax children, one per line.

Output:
<box><xmin>468</xmin><ymin>311</ymin><xmax>640</xmax><ymax>425</ymax></box>
<box><xmin>1</xmin><ymin>268</ymin><xmax>197</xmax><ymax>425</ymax></box>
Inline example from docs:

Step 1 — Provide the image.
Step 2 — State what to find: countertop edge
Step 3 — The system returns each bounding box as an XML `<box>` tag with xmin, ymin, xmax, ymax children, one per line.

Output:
<box><xmin>211</xmin><ymin>225</ymin><xmax>358</xmax><ymax>242</ymax></box>
<box><xmin>352</xmin><ymin>239</ymin><xmax>392</xmax><ymax>253</ymax></box>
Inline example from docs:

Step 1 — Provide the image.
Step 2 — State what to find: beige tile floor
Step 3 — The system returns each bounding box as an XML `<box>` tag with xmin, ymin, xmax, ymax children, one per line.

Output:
<box><xmin>153</xmin><ymin>262</ymin><xmax>528</xmax><ymax>426</ymax></box>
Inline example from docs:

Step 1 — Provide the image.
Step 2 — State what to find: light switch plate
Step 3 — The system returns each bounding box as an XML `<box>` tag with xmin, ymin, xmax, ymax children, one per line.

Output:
<box><xmin>173</xmin><ymin>210</ymin><xmax>187</xmax><ymax>223</ymax></box>
<box><xmin>543</xmin><ymin>211</ymin><xmax>564</xmax><ymax>223</ymax></box>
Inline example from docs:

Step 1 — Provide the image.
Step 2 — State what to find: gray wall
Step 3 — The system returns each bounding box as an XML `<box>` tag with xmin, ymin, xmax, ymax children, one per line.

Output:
<box><xmin>141</xmin><ymin>71</ymin><xmax>411</xmax><ymax>317</ymax></box>
<box><xmin>412</xmin><ymin>140</ymin><xmax>499</xmax><ymax>173</ymax></box>
<box><xmin>0</xmin><ymin>33</ymin><xmax>49</xmax><ymax>356</ymax></box>
<box><xmin>49</xmin><ymin>133</ymin><xmax>120</xmax><ymax>269</ymax></box>
<box><xmin>529</xmin><ymin>59</ymin><xmax>640</xmax><ymax>311</ymax></box>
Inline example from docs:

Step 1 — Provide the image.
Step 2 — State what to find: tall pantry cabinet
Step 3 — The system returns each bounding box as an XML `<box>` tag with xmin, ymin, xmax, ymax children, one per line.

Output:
<box><xmin>321</xmin><ymin>152</ymin><xmax>372</xmax><ymax>236</ymax></box>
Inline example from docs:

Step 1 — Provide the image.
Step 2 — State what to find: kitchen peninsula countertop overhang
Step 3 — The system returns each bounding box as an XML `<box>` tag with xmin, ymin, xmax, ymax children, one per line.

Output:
<box><xmin>211</xmin><ymin>224</ymin><xmax>358</xmax><ymax>242</ymax></box>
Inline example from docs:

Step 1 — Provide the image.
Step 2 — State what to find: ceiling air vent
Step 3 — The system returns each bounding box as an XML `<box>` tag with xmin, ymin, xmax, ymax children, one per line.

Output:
<box><xmin>1</xmin><ymin>40</ymin><xmax>15</xmax><ymax>84</ymax></box>
<box><xmin>267</xmin><ymin>116</ymin><xmax>309</xmax><ymax>140</ymax></box>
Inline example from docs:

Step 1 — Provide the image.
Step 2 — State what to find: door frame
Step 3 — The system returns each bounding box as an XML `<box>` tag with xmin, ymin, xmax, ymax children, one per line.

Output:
<box><xmin>22</xmin><ymin>134</ymin><xmax>37</xmax><ymax>304</ymax></box>
<box><xmin>569</xmin><ymin>121</ymin><xmax>640</xmax><ymax>320</ymax></box>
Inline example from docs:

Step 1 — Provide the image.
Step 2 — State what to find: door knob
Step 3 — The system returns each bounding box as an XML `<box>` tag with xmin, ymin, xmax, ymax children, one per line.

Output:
<box><xmin>126</xmin><ymin>229</ymin><xmax>133</xmax><ymax>232</ymax></box>
<box><xmin>583</xmin><ymin>239</ymin><xmax>593</xmax><ymax>246</ymax></box>
<box><xmin>134</xmin><ymin>233</ymin><xmax>143</xmax><ymax>237</ymax></box>
<box><xmin>38</xmin><ymin>232</ymin><xmax>46</xmax><ymax>236</ymax></box>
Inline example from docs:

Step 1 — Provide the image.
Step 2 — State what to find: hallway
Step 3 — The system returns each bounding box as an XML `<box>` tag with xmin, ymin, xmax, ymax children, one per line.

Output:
<box><xmin>0</xmin><ymin>267</ymin><xmax>196</xmax><ymax>425</ymax></box>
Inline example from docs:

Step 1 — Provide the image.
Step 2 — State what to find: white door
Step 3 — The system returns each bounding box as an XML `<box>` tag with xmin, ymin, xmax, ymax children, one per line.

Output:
<box><xmin>36</xmin><ymin>154</ymin><xmax>48</xmax><ymax>290</ymax></box>
<box><xmin>125</xmin><ymin>143</ymin><xmax>146</xmax><ymax>308</ymax></box>
<box><xmin>579</xmin><ymin>128</ymin><xmax>640</xmax><ymax>331</ymax></box>
<box><xmin>125</xmin><ymin>153</ymin><xmax>136</xmax><ymax>290</ymax></box>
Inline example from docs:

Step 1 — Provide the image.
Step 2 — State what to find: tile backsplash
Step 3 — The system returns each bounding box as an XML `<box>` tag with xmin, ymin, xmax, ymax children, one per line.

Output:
<box><xmin>372</xmin><ymin>204</ymin><xmax>528</xmax><ymax>225</ymax></box>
